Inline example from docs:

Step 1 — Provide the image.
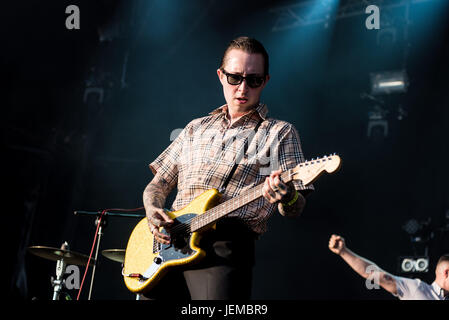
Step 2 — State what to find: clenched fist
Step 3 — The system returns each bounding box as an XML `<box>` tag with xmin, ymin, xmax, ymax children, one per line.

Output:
<box><xmin>328</xmin><ymin>234</ymin><xmax>346</xmax><ymax>255</ymax></box>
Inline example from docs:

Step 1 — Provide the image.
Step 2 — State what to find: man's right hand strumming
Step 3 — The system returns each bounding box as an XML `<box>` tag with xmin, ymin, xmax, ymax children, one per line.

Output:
<box><xmin>143</xmin><ymin>174</ymin><xmax>175</xmax><ymax>245</ymax></box>
<box><xmin>146</xmin><ymin>206</ymin><xmax>173</xmax><ymax>245</ymax></box>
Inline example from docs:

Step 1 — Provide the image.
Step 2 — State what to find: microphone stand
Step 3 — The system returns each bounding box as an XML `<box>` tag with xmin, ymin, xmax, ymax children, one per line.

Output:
<box><xmin>88</xmin><ymin>215</ymin><xmax>106</xmax><ymax>300</ymax></box>
<box><xmin>73</xmin><ymin>210</ymin><xmax>145</xmax><ymax>300</ymax></box>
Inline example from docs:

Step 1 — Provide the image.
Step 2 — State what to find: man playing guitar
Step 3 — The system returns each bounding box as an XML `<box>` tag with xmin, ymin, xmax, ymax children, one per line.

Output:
<box><xmin>142</xmin><ymin>36</ymin><xmax>314</xmax><ymax>299</ymax></box>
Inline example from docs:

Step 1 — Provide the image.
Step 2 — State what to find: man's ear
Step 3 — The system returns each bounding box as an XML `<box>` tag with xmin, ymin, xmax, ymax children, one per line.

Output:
<box><xmin>261</xmin><ymin>74</ymin><xmax>270</xmax><ymax>89</ymax></box>
<box><xmin>217</xmin><ymin>68</ymin><xmax>225</xmax><ymax>85</ymax></box>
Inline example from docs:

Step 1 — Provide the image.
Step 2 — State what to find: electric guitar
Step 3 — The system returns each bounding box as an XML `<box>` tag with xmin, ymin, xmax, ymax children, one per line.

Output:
<box><xmin>123</xmin><ymin>154</ymin><xmax>341</xmax><ymax>293</ymax></box>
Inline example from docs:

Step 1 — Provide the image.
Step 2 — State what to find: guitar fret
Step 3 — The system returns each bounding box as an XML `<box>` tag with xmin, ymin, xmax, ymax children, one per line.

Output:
<box><xmin>189</xmin><ymin>168</ymin><xmax>298</xmax><ymax>232</ymax></box>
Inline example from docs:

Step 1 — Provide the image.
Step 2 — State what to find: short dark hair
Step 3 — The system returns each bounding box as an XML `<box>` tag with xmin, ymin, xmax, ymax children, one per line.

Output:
<box><xmin>437</xmin><ymin>254</ymin><xmax>449</xmax><ymax>265</ymax></box>
<box><xmin>219</xmin><ymin>36</ymin><xmax>269</xmax><ymax>75</ymax></box>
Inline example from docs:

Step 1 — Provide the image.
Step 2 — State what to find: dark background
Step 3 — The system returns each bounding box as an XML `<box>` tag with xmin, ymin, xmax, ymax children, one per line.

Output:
<box><xmin>2</xmin><ymin>0</ymin><xmax>448</xmax><ymax>300</ymax></box>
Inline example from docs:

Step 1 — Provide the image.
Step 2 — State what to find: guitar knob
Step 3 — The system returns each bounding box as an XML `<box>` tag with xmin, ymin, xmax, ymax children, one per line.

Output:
<box><xmin>154</xmin><ymin>257</ymin><xmax>163</xmax><ymax>264</ymax></box>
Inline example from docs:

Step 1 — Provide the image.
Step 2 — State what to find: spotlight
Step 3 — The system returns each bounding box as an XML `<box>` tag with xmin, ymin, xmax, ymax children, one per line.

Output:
<box><xmin>370</xmin><ymin>70</ymin><xmax>408</xmax><ymax>95</ymax></box>
<box><xmin>415</xmin><ymin>258</ymin><xmax>429</xmax><ymax>272</ymax></box>
<box><xmin>398</xmin><ymin>256</ymin><xmax>429</xmax><ymax>273</ymax></box>
<box><xmin>401</xmin><ymin>258</ymin><xmax>415</xmax><ymax>272</ymax></box>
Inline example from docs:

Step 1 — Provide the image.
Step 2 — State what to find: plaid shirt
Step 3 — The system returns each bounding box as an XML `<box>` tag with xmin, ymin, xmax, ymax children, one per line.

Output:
<box><xmin>149</xmin><ymin>103</ymin><xmax>314</xmax><ymax>234</ymax></box>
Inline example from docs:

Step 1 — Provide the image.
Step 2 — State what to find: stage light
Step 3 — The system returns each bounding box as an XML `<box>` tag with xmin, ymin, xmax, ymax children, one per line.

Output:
<box><xmin>370</xmin><ymin>70</ymin><xmax>408</xmax><ymax>95</ymax></box>
<box><xmin>270</xmin><ymin>0</ymin><xmax>340</xmax><ymax>31</ymax></box>
<box><xmin>398</xmin><ymin>256</ymin><xmax>429</xmax><ymax>273</ymax></box>
<box><xmin>415</xmin><ymin>258</ymin><xmax>429</xmax><ymax>272</ymax></box>
<box><xmin>401</xmin><ymin>258</ymin><xmax>415</xmax><ymax>272</ymax></box>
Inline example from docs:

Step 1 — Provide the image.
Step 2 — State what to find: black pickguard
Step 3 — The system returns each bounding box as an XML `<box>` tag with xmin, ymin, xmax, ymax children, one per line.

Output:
<box><xmin>158</xmin><ymin>214</ymin><xmax>197</xmax><ymax>263</ymax></box>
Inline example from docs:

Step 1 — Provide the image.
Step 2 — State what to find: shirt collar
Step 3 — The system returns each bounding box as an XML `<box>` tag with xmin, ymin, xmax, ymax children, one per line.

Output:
<box><xmin>431</xmin><ymin>281</ymin><xmax>447</xmax><ymax>299</ymax></box>
<box><xmin>209</xmin><ymin>103</ymin><xmax>268</xmax><ymax>121</ymax></box>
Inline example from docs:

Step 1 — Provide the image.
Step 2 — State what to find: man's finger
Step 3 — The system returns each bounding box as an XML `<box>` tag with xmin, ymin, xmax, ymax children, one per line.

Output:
<box><xmin>269</xmin><ymin>175</ymin><xmax>282</xmax><ymax>193</ymax></box>
<box><xmin>263</xmin><ymin>178</ymin><xmax>277</xmax><ymax>203</ymax></box>
<box><xmin>154</xmin><ymin>229</ymin><xmax>171</xmax><ymax>244</ymax></box>
<box><xmin>266</xmin><ymin>177</ymin><xmax>278</xmax><ymax>200</ymax></box>
<box><xmin>273</xmin><ymin>176</ymin><xmax>288</xmax><ymax>195</ymax></box>
<box><xmin>161</xmin><ymin>209</ymin><xmax>174</xmax><ymax>224</ymax></box>
<box><xmin>152</xmin><ymin>210</ymin><xmax>174</xmax><ymax>227</ymax></box>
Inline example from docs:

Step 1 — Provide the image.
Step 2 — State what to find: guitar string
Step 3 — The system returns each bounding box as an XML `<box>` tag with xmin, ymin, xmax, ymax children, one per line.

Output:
<box><xmin>168</xmin><ymin>185</ymin><xmax>264</xmax><ymax>236</ymax></box>
<box><xmin>167</xmin><ymin>168</ymin><xmax>295</xmax><ymax>235</ymax></box>
<box><xmin>162</xmin><ymin>157</ymin><xmax>330</xmax><ymax>236</ymax></box>
<box><xmin>166</xmin><ymin>170</ymin><xmax>290</xmax><ymax>236</ymax></box>
<box><xmin>167</xmin><ymin>186</ymin><xmax>262</xmax><ymax>236</ymax></box>
<box><xmin>157</xmin><ymin>156</ymin><xmax>335</xmax><ymax>249</ymax></box>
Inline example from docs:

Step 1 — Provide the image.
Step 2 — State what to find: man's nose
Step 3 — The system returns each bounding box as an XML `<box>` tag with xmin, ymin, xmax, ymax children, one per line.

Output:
<box><xmin>237</xmin><ymin>79</ymin><xmax>249</xmax><ymax>91</ymax></box>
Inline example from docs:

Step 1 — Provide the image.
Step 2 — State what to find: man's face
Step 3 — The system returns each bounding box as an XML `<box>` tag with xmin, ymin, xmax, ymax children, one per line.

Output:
<box><xmin>217</xmin><ymin>49</ymin><xmax>269</xmax><ymax>112</ymax></box>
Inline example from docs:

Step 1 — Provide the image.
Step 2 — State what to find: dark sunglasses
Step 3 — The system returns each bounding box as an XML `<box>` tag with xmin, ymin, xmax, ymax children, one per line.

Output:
<box><xmin>221</xmin><ymin>69</ymin><xmax>265</xmax><ymax>88</ymax></box>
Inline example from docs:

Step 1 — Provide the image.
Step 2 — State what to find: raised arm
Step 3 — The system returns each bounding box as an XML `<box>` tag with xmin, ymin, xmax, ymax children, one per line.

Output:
<box><xmin>328</xmin><ymin>234</ymin><xmax>397</xmax><ymax>295</ymax></box>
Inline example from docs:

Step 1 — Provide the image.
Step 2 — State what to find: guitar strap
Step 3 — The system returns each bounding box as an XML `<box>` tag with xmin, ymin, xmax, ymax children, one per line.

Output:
<box><xmin>219</xmin><ymin>118</ymin><xmax>263</xmax><ymax>193</ymax></box>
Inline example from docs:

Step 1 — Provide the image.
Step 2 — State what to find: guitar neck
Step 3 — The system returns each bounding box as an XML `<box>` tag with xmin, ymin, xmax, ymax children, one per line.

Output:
<box><xmin>187</xmin><ymin>154</ymin><xmax>341</xmax><ymax>233</ymax></box>
<box><xmin>189</xmin><ymin>171</ymin><xmax>291</xmax><ymax>232</ymax></box>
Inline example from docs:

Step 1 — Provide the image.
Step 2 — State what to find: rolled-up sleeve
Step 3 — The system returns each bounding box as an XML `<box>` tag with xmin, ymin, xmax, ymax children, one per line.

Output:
<box><xmin>392</xmin><ymin>276</ymin><xmax>421</xmax><ymax>300</ymax></box>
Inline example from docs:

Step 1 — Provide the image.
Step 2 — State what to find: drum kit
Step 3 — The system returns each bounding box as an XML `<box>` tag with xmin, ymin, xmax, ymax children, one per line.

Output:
<box><xmin>28</xmin><ymin>242</ymin><xmax>126</xmax><ymax>300</ymax></box>
<box><xmin>27</xmin><ymin>209</ymin><xmax>144</xmax><ymax>300</ymax></box>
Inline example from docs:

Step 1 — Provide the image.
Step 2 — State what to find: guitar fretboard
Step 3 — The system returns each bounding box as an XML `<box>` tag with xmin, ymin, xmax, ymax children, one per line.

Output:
<box><xmin>189</xmin><ymin>170</ymin><xmax>291</xmax><ymax>232</ymax></box>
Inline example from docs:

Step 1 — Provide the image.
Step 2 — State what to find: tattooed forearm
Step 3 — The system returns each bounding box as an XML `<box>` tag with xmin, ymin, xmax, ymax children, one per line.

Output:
<box><xmin>278</xmin><ymin>191</ymin><xmax>305</xmax><ymax>217</ymax></box>
<box><xmin>143</xmin><ymin>175</ymin><xmax>173</xmax><ymax>210</ymax></box>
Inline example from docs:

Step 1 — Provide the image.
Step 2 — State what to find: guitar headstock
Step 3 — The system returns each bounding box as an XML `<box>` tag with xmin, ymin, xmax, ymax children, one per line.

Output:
<box><xmin>290</xmin><ymin>154</ymin><xmax>341</xmax><ymax>186</ymax></box>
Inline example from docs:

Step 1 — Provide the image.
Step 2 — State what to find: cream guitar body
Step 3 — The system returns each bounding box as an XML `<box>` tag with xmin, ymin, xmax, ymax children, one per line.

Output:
<box><xmin>123</xmin><ymin>189</ymin><xmax>221</xmax><ymax>293</ymax></box>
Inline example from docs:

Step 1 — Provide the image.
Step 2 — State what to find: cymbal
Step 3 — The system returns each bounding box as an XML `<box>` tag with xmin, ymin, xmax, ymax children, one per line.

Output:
<box><xmin>101</xmin><ymin>249</ymin><xmax>125</xmax><ymax>263</ymax></box>
<box><xmin>28</xmin><ymin>246</ymin><xmax>95</xmax><ymax>266</ymax></box>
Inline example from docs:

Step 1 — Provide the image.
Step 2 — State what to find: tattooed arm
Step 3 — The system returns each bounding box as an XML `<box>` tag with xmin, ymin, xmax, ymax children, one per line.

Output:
<box><xmin>143</xmin><ymin>173</ymin><xmax>175</xmax><ymax>245</ymax></box>
<box><xmin>328</xmin><ymin>234</ymin><xmax>398</xmax><ymax>295</ymax></box>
